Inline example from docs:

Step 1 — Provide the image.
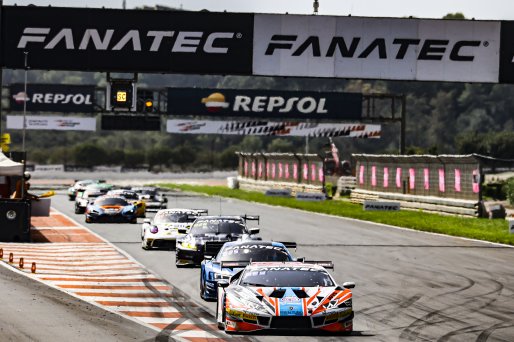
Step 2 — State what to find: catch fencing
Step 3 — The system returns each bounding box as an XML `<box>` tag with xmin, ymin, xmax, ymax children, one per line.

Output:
<box><xmin>236</xmin><ymin>152</ymin><xmax>325</xmax><ymax>194</ymax></box>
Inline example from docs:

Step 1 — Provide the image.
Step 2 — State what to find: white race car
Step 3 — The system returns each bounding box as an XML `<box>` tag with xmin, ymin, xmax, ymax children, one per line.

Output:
<box><xmin>141</xmin><ymin>208</ymin><xmax>208</xmax><ymax>250</ymax></box>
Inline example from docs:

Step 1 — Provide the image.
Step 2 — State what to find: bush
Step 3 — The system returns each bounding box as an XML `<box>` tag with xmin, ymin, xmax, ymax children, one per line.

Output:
<box><xmin>505</xmin><ymin>177</ymin><xmax>514</xmax><ymax>205</ymax></box>
<box><xmin>482</xmin><ymin>181</ymin><xmax>507</xmax><ymax>200</ymax></box>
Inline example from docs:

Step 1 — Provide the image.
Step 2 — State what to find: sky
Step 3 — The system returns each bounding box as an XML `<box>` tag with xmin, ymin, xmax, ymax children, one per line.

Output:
<box><xmin>3</xmin><ymin>0</ymin><xmax>514</xmax><ymax>21</ymax></box>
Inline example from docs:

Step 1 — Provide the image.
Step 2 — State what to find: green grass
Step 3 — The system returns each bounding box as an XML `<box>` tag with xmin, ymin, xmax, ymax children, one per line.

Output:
<box><xmin>159</xmin><ymin>183</ymin><xmax>514</xmax><ymax>246</ymax></box>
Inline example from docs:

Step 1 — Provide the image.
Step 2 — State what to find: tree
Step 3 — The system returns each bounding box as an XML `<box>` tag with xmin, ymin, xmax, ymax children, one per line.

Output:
<box><xmin>443</xmin><ymin>13</ymin><xmax>466</xmax><ymax>20</ymax></box>
<box><xmin>73</xmin><ymin>144</ymin><xmax>108</xmax><ymax>167</ymax></box>
<box><xmin>268</xmin><ymin>138</ymin><xmax>294</xmax><ymax>152</ymax></box>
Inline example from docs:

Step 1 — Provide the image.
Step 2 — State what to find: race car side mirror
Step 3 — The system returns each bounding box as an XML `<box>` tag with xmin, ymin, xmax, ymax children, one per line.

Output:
<box><xmin>249</xmin><ymin>228</ymin><xmax>260</xmax><ymax>235</ymax></box>
<box><xmin>342</xmin><ymin>282</ymin><xmax>355</xmax><ymax>289</ymax></box>
<box><xmin>218</xmin><ymin>280</ymin><xmax>229</xmax><ymax>288</ymax></box>
<box><xmin>143</xmin><ymin>218</ymin><xmax>151</xmax><ymax>224</ymax></box>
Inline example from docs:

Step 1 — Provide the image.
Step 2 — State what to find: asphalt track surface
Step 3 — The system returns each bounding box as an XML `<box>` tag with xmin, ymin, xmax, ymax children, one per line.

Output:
<box><xmin>46</xmin><ymin>190</ymin><xmax>514</xmax><ymax>341</ymax></box>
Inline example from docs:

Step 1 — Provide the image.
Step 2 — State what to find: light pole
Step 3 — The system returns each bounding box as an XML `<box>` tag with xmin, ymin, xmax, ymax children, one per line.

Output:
<box><xmin>22</xmin><ymin>51</ymin><xmax>28</xmax><ymax>151</ymax></box>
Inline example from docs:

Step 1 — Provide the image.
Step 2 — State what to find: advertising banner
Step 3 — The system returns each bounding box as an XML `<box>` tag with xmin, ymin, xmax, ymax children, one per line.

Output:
<box><xmin>499</xmin><ymin>21</ymin><xmax>514</xmax><ymax>83</ymax></box>
<box><xmin>6</xmin><ymin>115</ymin><xmax>96</xmax><ymax>131</ymax></box>
<box><xmin>167</xmin><ymin>88</ymin><xmax>362</xmax><ymax>120</ymax></box>
<box><xmin>166</xmin><ymin>120</ymin><xmax>380</xmax><ymax>137</ymax></box>
<box><xmin>9</xmin><ymin>84</ymin><xmax>95</xmax><ymax>113</ymax></box>
<box><xmin>1</xmin><ymin>6</ymin><xmax>253</xmax><ymax>74</ymax></box>
<box><xmin>253</xmin><ymin>14</ymin><xmax>500</xmax><ymax>82</ymax></box>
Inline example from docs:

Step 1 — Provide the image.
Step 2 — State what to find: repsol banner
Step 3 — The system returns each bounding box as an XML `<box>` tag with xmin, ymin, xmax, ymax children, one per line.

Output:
<box><xmin>167</xmin><ymin>88</ymin><xmax>362</xmax><ymax>120</ymax></box>
<box><xmin>1</xmin><ymin>6</ymin><xmax>253</xmax><ymax>74</ymax></box>
<box><xmin>9</xmin><ymin>84</ymin><xmax>95</xmax><ymax>113</ymax></box>
<box><xmin>253</xmin><ymin>14</ymin><xmax>501</xmax><ymax>83</ymax></box>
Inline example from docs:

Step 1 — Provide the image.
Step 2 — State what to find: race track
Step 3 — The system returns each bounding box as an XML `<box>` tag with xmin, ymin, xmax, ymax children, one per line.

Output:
<box><xmin>50</xmin><ymin>189</ymin><xmax>514</xmax><ymax>341</ymax></box>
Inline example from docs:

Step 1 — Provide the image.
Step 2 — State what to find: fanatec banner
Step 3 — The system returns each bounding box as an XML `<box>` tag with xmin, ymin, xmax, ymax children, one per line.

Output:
<box><xmin>166</xmin><ymin>119</ymin><xmax>381</xmax><ymax>138</ymax></box>
<box><xmin>9</xmin><ymin>84</ymin><xmax>95</xmax><ymax>113</ymax></box>
<box><xmin>1</xmin><ymin>6</ymin><xmax>253</xmax><ymax>74</ymax></box>
<box><xmin>6</xmin><ymin>115</ymin><xmax>96</xmax><ymax>131</ymax></box>
<box><xmin>252</xmin><ymin>14</ymin><xmax>501</xmax><ymax>83</ymax></box>
<box><xmin>167</xmin><ymin>88</ymin><xmax>363</xmax><ymax>120</ymax></box>
<box><xmin>1</xmin><ymin>6</ymin><xmax>512</xmax><ymax>83</ymax></box>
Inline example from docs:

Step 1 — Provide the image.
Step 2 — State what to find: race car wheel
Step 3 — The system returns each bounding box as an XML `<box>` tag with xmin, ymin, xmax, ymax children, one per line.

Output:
<box><xmin>85</xmin><ymin>217</ymin><xmax>92</xmax><ymax>223</ymax></box>
<box><xmin>74</xmin><ymin>207</ymin><xmax>82</xmax><ymax>214</ymax></box>
<box><xmin>200</xmin><ymin>271</ymin><xmax>205</xmax><ymax>299</ymax></box>
<box><xmin>216</xmin><ymin>295</ymin><xmax>226</xmax><ymax>330</ymax></box>
<box><xmin>130</xmin><ymin>217</ymin><xmax>138</xmax><ymax>224</ymax></box>
<box><xmin>175</xmin><ymin>251</ymin><xmax>186</xmax><ymax>268</ymax></box>
<box><xmin>141</xmin><ymin>240</ymin><xmax>149</xmax><ymax>250</ymax></box>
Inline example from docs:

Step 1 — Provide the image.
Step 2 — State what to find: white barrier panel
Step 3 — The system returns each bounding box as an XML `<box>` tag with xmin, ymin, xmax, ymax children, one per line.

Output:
<box><xmin>167</xmin><ymin>120</ymin><xmax>381</xmax><ymax>138</ymax></box>
<box><xmin>265</xmin><ymin>189</ymin><xmax>292</xmax><ymax>197</ymax></box>
<box><xmin>93</xmin><ymin>166</ymin><xmax>122</xmax><ymax>173</ymax></box>
<box><xmin>296</xmin><ymin>192</ymin><xmax>326</xmax><ymax>201</ymax></box>
<box><xmin>7</xmin><ymin>115</ymin><xmax>96</xmax><ymax>131</ymax></box>
<box><xmin>34</xmin><ymin>164</ymin><xmax>65</xmax><ymax>172</ymax></box>
<box><xmin>363</xmin><ymin>200</ymin><xmax>401</xmax><ymax>211</ymax></box>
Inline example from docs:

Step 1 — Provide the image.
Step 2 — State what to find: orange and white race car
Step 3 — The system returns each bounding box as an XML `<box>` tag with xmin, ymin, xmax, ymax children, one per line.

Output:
<box><xmin>216</xmin><ymin>261</ymin><xmax>354</xmax><ymax>334</ymax></box>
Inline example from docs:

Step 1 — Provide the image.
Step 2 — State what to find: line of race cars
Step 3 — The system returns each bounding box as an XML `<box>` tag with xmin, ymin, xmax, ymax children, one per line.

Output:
<box><xmin>140</xmin><ymin>207</ymin><xmax>356</xmax><ymax>334</ymax></box>
<box><xmin>67</xmin><ymin>179</ymin><xmax>167</xmax><ymax>224</ymax></box>
<box><xmin>67</xmin><ymin>179</ymin><xmax>355</xmax><ymax>334</ymax></box>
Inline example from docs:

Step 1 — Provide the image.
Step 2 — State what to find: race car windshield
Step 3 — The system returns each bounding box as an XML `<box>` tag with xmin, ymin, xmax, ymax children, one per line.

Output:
<box><xmin>120</xmin><ymin>192</ymin><xmax>138</xmax><ymax>200</ymax></box>
<box><xmin>94</xmin><ymin>197</ymin><xmax>129</xmax><ymax>206</ymax></box>
<box><xmin>219</xmin><ymin>247</ymin><xmax>291</xmax><ymax>262</ymax></box>
<box><xmin>154</xmin><ymin>212</ymin><xmax>193</xmax><ymax>224</ymax></box>
<box><xmin>137</xmin><ymin>190</ymin><xmax>156</xmax><ymax>196</ymax></box>
<box><xmin>241</xmin><ymin>269</ymin><xmax>334</xmax><ymax>287</ymax></box>
<box><xmin>190</xmin><ymin>220</ymin><xmax>246</xmax><ymax>235</ymax></box>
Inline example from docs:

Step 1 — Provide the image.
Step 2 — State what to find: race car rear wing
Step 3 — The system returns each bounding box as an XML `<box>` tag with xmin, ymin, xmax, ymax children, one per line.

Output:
<box><xmin>220</xmin><ymin>261</ymin><xmax>251</xmax><ymax>269</ymax></box>
<box><xmin>204</xmin><ymin>241</ymin><xmax>228</xmax><ymax>259</ymax></box>
<box><xmin>278</xmin><ymin>242</ymin><xmax>297</xmax><ymax>250</ymax></box>
<box><xmin>300</xmin><ymin>260</ymin><xmax>334</xmax><ymax>269</ymax></box>
<box><xmin>242</xmin><ymin>215</ymin><xmax>260</xmax><ymax>224</ymax></box>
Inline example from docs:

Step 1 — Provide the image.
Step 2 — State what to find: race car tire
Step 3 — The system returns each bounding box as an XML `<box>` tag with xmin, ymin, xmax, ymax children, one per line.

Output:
<box><xmin>216</xmin><ymin>295</ymin><xmax>226</xmax><ymax>330</ymax></box>
<box><xmin>130</xmin><ymin>217</ymin><xmax>138</xmax><ymax>224</ymax></box>
<box><xmin>75</xmin><ymin>207</ymin><xmax>82</xmax><ymax>214</ymax></box>
<box><xmin>141</xmin><ymin>240</ymin><xmax>149</xmax><ymax>250</ymax></box>
<box><xmin>175</xmin><ymin>251</ymin><xmax>186</xmax><ymax>268</ymax></box>
<box><xmin>85</xmin><ymin>216</ymin><xmax>92</xmax><ymax>223</ymax></box>
<box><xmin>200</xmin><ymin>271</ymin><xmax>205</xmax><ymax>299</ymax></box>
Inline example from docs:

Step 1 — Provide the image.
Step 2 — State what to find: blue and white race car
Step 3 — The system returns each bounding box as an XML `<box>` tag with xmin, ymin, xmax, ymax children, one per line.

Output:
<box><xmin>200</xmin><ymin>241</ymin><xmax>297</xmax><ymax>301</ymax></box>
<box><xmin>216</xmin><ymin>261</ymin><xmax>355</xmax><ymax>334</ymax></box>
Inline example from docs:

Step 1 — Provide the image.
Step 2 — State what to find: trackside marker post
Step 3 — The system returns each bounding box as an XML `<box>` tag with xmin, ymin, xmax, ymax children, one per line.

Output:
<box><xmin>9</xmin><ymin>253</ymin><xmax>13</xmax><ymax>263</ymax></box>
<box><xmin>31</xmin><ymin>262</ymin><xmax>36</xmax><ymax>273</ymax></box>
<box><xmin>19</xmin><ymin>258</ymin><xmax>24</xmax><ymax>268</ymax></box>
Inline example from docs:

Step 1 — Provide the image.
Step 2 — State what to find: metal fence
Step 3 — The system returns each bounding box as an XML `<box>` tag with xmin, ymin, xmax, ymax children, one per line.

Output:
<box><xmin>353</xmin><ymin>154</ymin><xmax>482</xmax><ymax>201</ymax></box>
<box><xmin>237</xmin><ymin>152</ymin><xmax>325</xmax><ymax>187</ymax></box>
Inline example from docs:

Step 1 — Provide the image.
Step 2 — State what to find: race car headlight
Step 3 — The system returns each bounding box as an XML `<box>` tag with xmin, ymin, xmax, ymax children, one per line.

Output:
<box><xmin>150</xmin><ymin>226</ymin><xmax>158</xmax><ymax>234</ymax></box>
<box><xmin>181</xmin><ymin>241</ymin><xmax>197</xmax><ymax>250</ymax></box>
<box><xmin>226</xmin><ymin>308</ymin><xmax>258</xmax><ymax>322</ymax></box>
